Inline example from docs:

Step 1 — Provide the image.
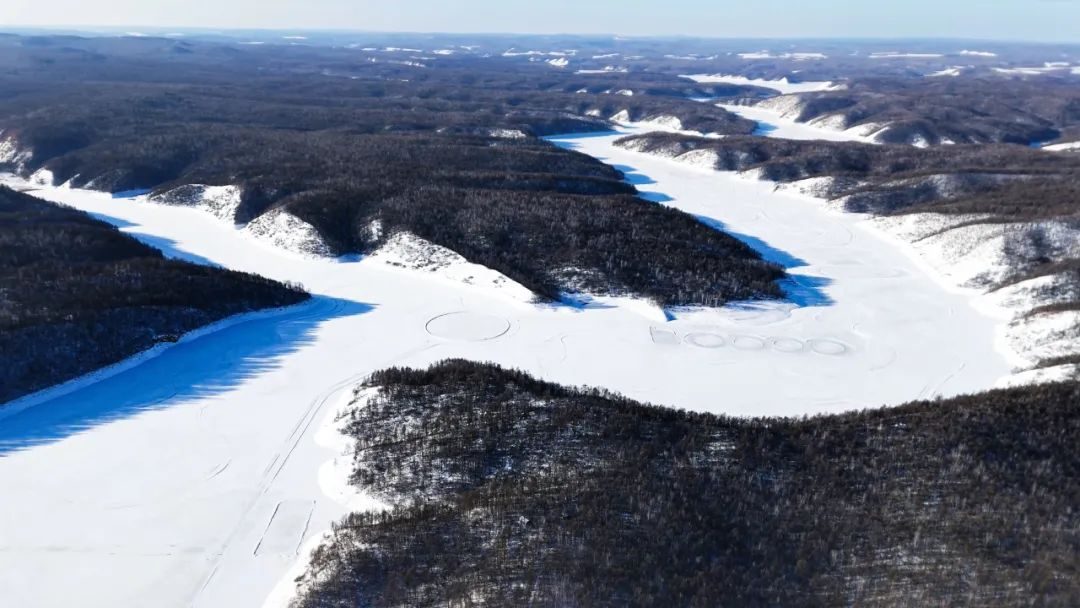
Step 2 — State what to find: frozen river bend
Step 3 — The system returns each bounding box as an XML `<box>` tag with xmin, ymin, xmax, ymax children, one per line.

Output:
<box><xmin>0</xmin><ymin>130</ymin><xmax>1010</xmax><ymax>607</ymax></box>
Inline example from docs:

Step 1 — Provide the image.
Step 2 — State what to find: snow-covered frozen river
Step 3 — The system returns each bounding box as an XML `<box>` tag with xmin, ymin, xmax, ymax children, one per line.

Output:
<box><xmin>0</xmin><ymin>130</ymin><xmax>1010</xmax><ymax>607</ymax></box>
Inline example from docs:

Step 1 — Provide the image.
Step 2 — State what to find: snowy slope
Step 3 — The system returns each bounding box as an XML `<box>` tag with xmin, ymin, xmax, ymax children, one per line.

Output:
<box><xmin>870</xmin><ymin>213</ymin><xmax>1080</xmax><ymax>374</ymax></box>
<box><xmin>368</xmin><ymin>230</ymin><xmax>535</xmax><ymax>303</ymax></box>
<box><xmin>243</xmin><ymin>208</ymin><xmax>334</xmax><ymax>257</ymax></box>
<box><xmin>0</xmin><ymin>133</ymin><xmax>31</xmax><ymax>166</ymax></box>
<box><xmin>153</xmin><ymin>184</ymin><xmax>334</xmax><ymax>257</ymax></box>
<box><xmin>152</xmin><ymin>184</ymin><xmax>243</xmax><ymax>223</ymax></box>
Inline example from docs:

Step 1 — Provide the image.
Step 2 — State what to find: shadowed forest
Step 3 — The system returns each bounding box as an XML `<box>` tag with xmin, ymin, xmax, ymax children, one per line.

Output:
<box><xmin>0</xmin><ymin>186</ymin><xmax>308</xmax><ymax>404</ymax></box>
<box><xmin>294</xmin><ymin>360</ymin><xmax>1080</xmax><ymax>608</ymax></box>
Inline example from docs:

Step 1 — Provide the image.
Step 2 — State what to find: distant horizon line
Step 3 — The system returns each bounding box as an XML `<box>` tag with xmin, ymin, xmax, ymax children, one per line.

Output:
<box><xmin>1</xmin><ymin>25</ymin><xmax>1077</xmax><ymax>46</ymax></box>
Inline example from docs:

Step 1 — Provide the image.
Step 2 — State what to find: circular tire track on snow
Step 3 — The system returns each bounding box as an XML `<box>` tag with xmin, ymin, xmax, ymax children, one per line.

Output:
<box><xmin>731</xmin><ymin>335</ymin><xmax>767</xmax><ymax>351</ymax></box>
<box><xmin>685</xmin><ymin>333</ymin><xmax>726</xmax><ymax>349</ymax></box>
<box><xmin>770</xmin><ymin>337</ymin><xmax>806</xmax><ymax>353</ymax></box>
<box><xmin>809</xmin><ymin>338</ymin><xmax>849</xmax><ymax>356</ymax></box>
<box><xmin>425</xmin><ymin>312</ymin><xmax>511</xmax><ymax>342</ymax></box>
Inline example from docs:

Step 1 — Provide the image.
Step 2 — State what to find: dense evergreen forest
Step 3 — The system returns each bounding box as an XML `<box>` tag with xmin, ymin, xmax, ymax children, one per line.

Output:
<box><xmin>0</xmin><ymin>36</ymin><xmax>783</xmax><ymax>306</ymax></box>
<box><xmin>616</xmin><ymin>132</ymin><xmax>1080</xmax><ymax>218</ymax></box>
<box><xmin>0</xmin><ymin>187</ymin><xmax>308</xmax><ymax>404</ymax></box>
<box><xmin>293</xmin><ymin>360</ymin><xmax>1079</xmax><ymax>608</ymax></box>
<box><xmin>758</xmin><ymin>77</ymin><xmax>1080</xmax><ymax>146</ymax></box>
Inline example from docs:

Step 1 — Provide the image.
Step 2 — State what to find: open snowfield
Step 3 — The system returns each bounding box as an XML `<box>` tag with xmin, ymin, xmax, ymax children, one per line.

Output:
<box><xmin>0</xmin><ymin>129</ymin><xmax>1011</xmax><ymax>607</ymax></box>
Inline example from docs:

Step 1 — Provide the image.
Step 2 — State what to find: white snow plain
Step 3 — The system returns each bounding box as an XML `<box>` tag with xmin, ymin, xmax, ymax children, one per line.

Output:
<box><xmin>0</xmin><ymin>130</ymin><xmax>1012</xmax><ymax>608</ymax></box>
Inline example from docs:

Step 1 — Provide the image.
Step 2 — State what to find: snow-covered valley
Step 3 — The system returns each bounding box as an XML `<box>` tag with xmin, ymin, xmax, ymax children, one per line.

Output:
<box><xmin>716</xmin><ymin>100</ymin><xmax>884</xmax><ymax>143</ymax></box>
<box><xmin>0</xmin><ymin>127</ymin><xmax>1014</xmax><ymax>607</ymax></box>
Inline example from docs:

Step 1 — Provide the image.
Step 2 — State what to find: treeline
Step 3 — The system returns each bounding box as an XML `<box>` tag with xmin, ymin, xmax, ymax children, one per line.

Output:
<box><xmin>12</xmin><ymin>126</ymin><xmax>782</xmax><ymax>305</ymax></box>
<box><xmin>0</xmin><ymin>42</ymin><xmax>784</xmax><ymax>307</ymax></box>
<box><xmin>373</xmin><ymin>187</ymin><xmax>784</xmax><ymax>304</ymax></box>
<box><xmin>0</xmin><ymin>187</ymin><xmax>309</xmax><ymax>404</ymax></box>
<box><xmin>616</xmin><ymin>132</ymin><xmax>1080</xmax><ymax>219</ymax></box>
<box><xmin>0</xmin><ymin>33</ymin><xmax>760</xmax><ymax>136</ymax></box>
<box><xmin>760</xmin><ymin>77</ymin><xmax>1080</xmax><ymax>147</ymax></box>
<box><xmin>292</xmin><ymin>360</ymin><xmax>1080</xmax><ymax>608</ymax></box>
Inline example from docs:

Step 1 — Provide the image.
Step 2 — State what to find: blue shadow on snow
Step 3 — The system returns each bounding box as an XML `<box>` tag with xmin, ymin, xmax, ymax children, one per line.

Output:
<box><xmin>84</xmin><ymin>210</ymin><xmax>226</xmax><ymax>268</ymax></box>
<box><xmin>0</xmin><ymin>296</ymin><xmax>372</xmax><ymax>456</ymax></box>
<box><xmin>695</xmin><ymin>214</ymin><xmax>833</xmax><ymax>307</ymax></box>
<box><xmin>753</xmin><ymin>122</ymin><xmax>780</xmax><ymax>137</ymax></box>
<box><xmin>549</xmin><ymin>130</ymin><xmax>833</xmax><ymax>308</ymax></box>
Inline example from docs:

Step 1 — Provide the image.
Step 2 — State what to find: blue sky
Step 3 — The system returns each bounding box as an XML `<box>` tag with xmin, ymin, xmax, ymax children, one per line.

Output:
<box><xmin>1</xmin><ymin>0</ymin><xmax>1077</xmax><ymax>41</ymax></box>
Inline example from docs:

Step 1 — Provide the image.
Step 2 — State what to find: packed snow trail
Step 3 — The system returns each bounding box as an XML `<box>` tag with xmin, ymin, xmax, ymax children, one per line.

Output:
<box><xmin>0</xmin><ymin>132</ymin><xmax>1009</xmax><ymax>607</ymax></box>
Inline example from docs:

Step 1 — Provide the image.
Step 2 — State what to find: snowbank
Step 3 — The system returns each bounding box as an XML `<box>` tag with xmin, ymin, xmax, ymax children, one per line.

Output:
<box><xmin>263</xmin><ymin>388</ymin><xmax>390</xmax><ymax>608</ymax></box>
<box><xmin>0</xmin><ymin>134</ymin><xmax>31</xmax><ymax>167</ymax></box>
<box><xmin>152</xmin><ymin>184</ymin><xmax>243</xmax><ymax>223</ymax></box>
<box><xmin>871</xmin><ymin>215</ymin><xmax>1080</xmax><ymax>291</ymax></box>
<box><xmin>29</xmin><ymin>167</ymin><xmax>55</xmax><ymax>187</ymax></box>
<box><xmin>871</xmin><ymin>214</ymin><xmax>1080</xmax><ymax>373</ymax></box>
<box><xmin>243</xmin><ymin>207</ymin><xmax>334</xmax><ymax>258</ymax></box>
<box><xmin>153</xmin><ymin>184</ymin><xmax>333</xmax><ymax>257</ymax></box>
<box><xmin>369</xmin><ymin>230</ymin><xmax>535</xmax><ymax>303</ymax></box>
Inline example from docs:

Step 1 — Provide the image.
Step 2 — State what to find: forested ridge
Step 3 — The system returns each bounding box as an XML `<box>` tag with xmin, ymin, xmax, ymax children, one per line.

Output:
<box><xmin>615</xmin><ymin>131</ymin><xmax>1080</xmax><ymax>372</ymax></box>
<box><xmin>756</xmin><ymin>77</ymin><xmax>1080</xmax><ymax>147</ymax></box>
<box><xmin>0</xmin><ymin>38</ymin><xmax>783</xmax><ymax>307</ymax></box>
<box><xmin>293</xmin><ymin>360</ymin><xmax>1080</xmax><ymax>608</ymax></box>
<box><xmin>0</xmin><ymin>186</ymin><xmax>309</xmax><ymax>404</ymax></box>
<box><xmin>616</xmin><ymin>132</ymin><xmax>1080</xmax><ymax>218</ymax></box>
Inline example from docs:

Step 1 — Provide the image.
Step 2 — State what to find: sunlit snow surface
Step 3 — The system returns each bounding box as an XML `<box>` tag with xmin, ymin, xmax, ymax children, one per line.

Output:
<box><xmin>680</xmin><ymin>74</ymin><xmax>838</xmax><ymax>95</ymax></box>
<box><xmin>0</xmin><ymin>130</ymin><xmax>1009</xmax><ymax>607</ymax></box>
<box><xmin>717</xmin><ymin>102</ymin><xmax>882</xmax><ymax>143</ymax></box>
